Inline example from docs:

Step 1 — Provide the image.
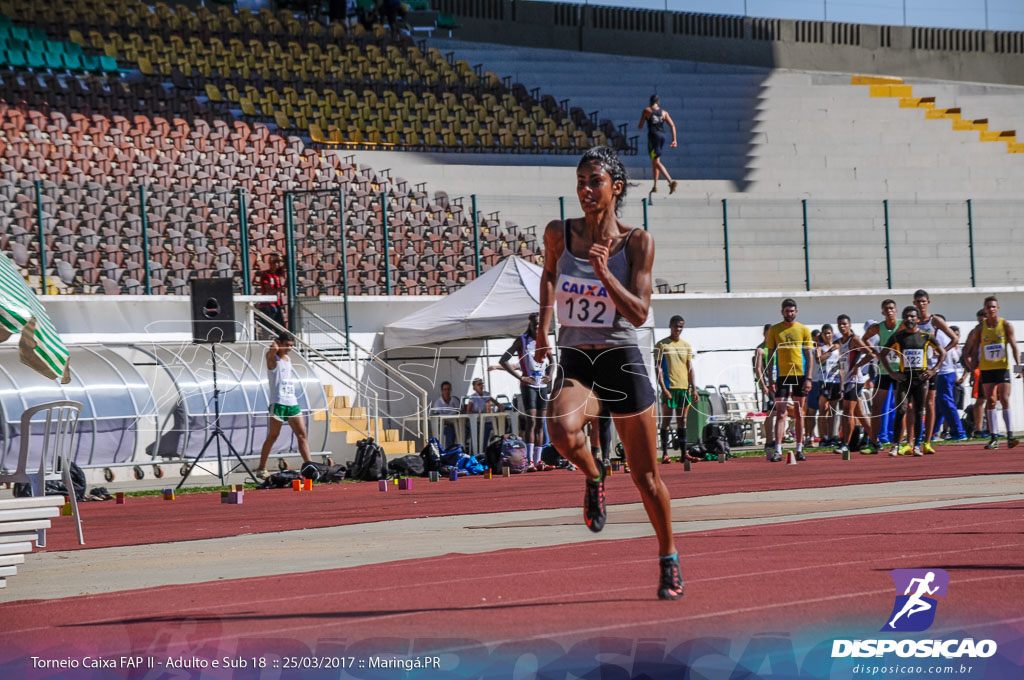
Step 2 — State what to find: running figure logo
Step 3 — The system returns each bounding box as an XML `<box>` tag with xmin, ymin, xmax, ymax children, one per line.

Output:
<box><xmin>882</xmin><ymin>569</ymin><xmax>949</xmax><ymax>632</ymax></box>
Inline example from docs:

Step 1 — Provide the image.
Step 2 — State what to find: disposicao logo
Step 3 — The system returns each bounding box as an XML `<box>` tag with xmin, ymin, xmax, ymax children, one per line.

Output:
<box><xmin>831</xmin><ymin>568</ymin><xmax>998</xmax><ymax>659</ymax></box>
<box><xmin>882</xmin><ymin>568</ymin><xmax>949</xmax><ymax>632</ymax></box>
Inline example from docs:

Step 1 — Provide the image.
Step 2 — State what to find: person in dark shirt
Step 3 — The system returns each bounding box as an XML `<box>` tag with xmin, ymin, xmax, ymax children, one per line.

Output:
<box><xmin>882</xmin><ymin>306</ymin><xmax>946</xmax><ymax>457</ymax></box>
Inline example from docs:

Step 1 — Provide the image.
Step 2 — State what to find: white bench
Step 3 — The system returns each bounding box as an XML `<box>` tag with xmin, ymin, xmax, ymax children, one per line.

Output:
<box><xmin>0</xmin><ymin>495</ymin><xmax>64</xmax><ymax>589</ymax></box>
<box><xmin>719</xmin><ymin>391</ymin><xmax>767</xmax><ymax>446</ymax></box>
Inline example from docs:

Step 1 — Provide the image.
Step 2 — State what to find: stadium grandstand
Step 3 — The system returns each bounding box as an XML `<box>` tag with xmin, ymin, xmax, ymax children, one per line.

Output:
<box><xmin>1</xmin><ymin>0</ymin><xmax>1023</xmax><ymax>480</ymax></box>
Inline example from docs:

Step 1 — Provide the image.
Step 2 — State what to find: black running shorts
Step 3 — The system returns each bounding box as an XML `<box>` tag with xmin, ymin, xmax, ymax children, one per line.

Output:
<box><xmin>821</xmin><ymin>382</ymin><xmax>842</xmax><ymax>402</ymax></box>
<box><xmin>520</xmin><ymin>385</ymin><xmax>549</xmax><ymax>412</ymax></box>
<box><xmin>557</xmin><ymin>345</ymin><xmax>656</xmax><ymax>415</ymax></box>
<box><xmin>842</xmin><ymin>383</ymin><xmax>864</xmax><ymax>402</ymax></box>
<box><xmin>775</xmin><ymin>374</ymin><xmax>807</xmax><ymax>399</ymax></box>
<box><xmin>980</xmin><ymin>369</ymin><xmax>1011</xmax><ymax>385</ymax></box>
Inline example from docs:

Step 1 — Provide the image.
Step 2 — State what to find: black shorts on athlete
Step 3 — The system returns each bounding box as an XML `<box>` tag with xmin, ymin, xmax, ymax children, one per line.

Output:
<box><xmin>821</xmin><ymin>382</ymin><xmax>842</xmax><ymax>402</ymax></box>
<box><xmin>558</xmin><ymin>345</ymin><xmax>656</xmax><ymax>415</ymax></box>
<box><xmin>775</xmin><ymin>374</ymin><xmax>807</xmax><ymax>399</ymax></box>
<box><xmin>980</xmin><ymin>369</ymin><xmax>1011</xmax><ymax>385</ymax></box>
<box><xmin>842</xmin><ymin>383</ymin><xmax>864</xmax><ymax>402</ymax></box>
<box><xmin>520</xmin><ymin>385</ymin><xmax>549</xmax><ymax>412</ymax></box>
<box><xmin>876</xmin><ymin>374</ymin><xmax>894</xmax><ymax>391</ymax></box>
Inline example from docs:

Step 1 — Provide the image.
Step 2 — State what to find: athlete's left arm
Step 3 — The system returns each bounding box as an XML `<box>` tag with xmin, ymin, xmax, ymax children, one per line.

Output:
<box><xmin>687</xmin><ymin>355</ymin><xmax>697</xmax><ymax>396</ymax></box>
<box><xmin>1005</xmin><ymin>320</ymin><xmax>1021</xmax><ymax>369</ymax></box>
<box><xmin>848</xmin><ymin>336</ymin><xmax>874</xmax><ymax>371</ymax></box>
<box><xmin>932</xmin><ymin>316</ymin><xmax>959</xmax><ymax>351</ymax></box>
<box><xmin>592</xmin><ymin>229</ymin><xmax>654</xmax><ymax>328</ymax></box>
<box><xmin>663</xmin><ymin>111</ymin><xmax>678</xmax><ymax>147</ymax></box>
<box><xmin>925</xmin><ymin>335</ymin><xmax>947</xmax><ymax>377</ymax></box>
<box><xmin>801</xmin><ymin>328</ymin><xmax>813</xmax><ymax>384</ymax></box>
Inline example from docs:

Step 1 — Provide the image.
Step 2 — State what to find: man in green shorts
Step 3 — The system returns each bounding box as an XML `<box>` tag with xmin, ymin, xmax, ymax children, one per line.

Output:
<box><xmin>255</xmin><ymin>332</ymin><xmax>313</xmax><ymax>479</ymax></box>
<box><xmin>654</xmin><ymin>315</ymin><xmax>697</xmax><ymax>463</ymax></box>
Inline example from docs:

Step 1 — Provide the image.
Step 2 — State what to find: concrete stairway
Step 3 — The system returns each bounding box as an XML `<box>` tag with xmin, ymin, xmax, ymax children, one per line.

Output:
<box><xmin>316</xmin><ymin>385</ymin><xmax>417</xmax><ymax>462</ymax></box>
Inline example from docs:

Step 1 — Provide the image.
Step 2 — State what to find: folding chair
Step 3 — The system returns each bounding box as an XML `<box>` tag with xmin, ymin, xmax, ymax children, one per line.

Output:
<box><xmin>0</xmin><ymin>401</ymin><xmax>84</xmax><ymax>546</ymax></box>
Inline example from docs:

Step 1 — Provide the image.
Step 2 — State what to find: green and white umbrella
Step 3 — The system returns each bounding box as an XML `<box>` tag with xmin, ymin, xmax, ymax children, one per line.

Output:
<box><xmin>0</xmin><ymin>252</ymin><xmax>71</xmax><ymax>383</ymax></box>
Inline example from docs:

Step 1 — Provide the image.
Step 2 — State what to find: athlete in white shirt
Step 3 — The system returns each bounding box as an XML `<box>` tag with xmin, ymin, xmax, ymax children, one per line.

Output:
<box><xmin>255</xmin><ymin>332</ymin><xmax>313</xmax><ymax>480</ymax></box>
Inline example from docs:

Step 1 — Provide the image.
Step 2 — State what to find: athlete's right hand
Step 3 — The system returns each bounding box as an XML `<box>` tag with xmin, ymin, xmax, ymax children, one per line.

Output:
<box><xmin>534</xmin><ymin>337</ymin><xmax>552</xmax><ymax>364</ymax></box>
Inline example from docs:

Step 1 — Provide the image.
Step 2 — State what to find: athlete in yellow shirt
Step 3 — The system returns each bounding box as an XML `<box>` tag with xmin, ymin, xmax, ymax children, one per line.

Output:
<box><xmin>654</xmin><ymin>315</ymin><xmax>696</xmax><ymax>463</ymax></box>
<box><xmin>764</xmin><ymin>298</ymin><xmax>813</xmax><ymax>462</ymax></box>
<box><xmin>964</xmin><ymin>295</ymin><xmax>1020</xmax><ymax>449</ymax></box>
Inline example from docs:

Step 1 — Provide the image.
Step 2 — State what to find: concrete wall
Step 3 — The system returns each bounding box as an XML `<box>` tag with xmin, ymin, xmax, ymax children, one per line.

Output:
<box><xmin>433</xmin><ymin>0</ymin><xmax>1024</xmax><ymax>85</ymax></box>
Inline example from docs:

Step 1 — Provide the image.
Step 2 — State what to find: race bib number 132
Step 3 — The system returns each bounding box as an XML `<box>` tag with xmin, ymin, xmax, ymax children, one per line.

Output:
<box><xmin>555</xmin><ymin>274</ymin><xmax>614</xmax><ymax>328</ymax></box>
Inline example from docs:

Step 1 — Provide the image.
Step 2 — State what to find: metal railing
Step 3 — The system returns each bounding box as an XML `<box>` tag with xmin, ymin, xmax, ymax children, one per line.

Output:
<box><xmin>250</xmin><ymin>304</ymin><xmax>381</xmax><ymax>444</ymax></box>
<box><xmin>296</xmin><ymin>304</ymin><xmax>429</xmax><ymax>445</ymax></box>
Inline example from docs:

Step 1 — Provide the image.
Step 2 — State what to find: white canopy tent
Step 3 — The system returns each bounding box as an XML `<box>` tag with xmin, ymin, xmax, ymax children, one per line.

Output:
<box><xmin>382</xmin><ymin>254</ymin><xmax>655</xmax><ymax>360</ymax></box>
<box><xmin>383</xmin><ymin>256</ymin><xmax>545</xmax><ymax>349</ymax></box>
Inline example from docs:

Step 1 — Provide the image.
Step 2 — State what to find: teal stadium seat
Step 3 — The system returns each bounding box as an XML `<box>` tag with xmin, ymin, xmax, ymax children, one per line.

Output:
<box><xmin>99</xmin><ymin>54</ymin><xmax>118</xmax><ymax>73</ymax></box>
<box><xmin>61</xmin><ymin>52</ymin><xmax>83</xmax><ymax>70</ymax></box>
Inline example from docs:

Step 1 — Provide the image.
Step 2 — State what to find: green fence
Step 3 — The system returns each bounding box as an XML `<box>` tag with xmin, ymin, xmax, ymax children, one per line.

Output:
<box><xmin>3</xmin><ymin>178</ymin><xmax>1022</xmax><ymax>315</ymax></box>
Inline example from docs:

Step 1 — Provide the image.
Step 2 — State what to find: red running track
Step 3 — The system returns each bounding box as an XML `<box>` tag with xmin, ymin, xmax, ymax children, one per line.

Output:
<box><xmin>40</xmin><ymin>443</ymin><xmax>1022</xmax><ymax>551</ymax></box>
<box><xmin>2</xmin><ymin>498</ymin><xmax>1022</xmax><ymax>664</ymax></box>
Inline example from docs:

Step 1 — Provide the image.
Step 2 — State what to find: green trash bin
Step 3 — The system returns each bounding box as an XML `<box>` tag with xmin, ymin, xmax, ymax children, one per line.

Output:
<box><xmin>686</xmin><ymin>389</ymin><xmax>711</xmax><ymax>445</ymax></box>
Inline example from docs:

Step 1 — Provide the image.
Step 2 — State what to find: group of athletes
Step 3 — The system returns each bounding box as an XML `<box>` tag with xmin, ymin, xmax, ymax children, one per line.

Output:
<box><xmin>752</xmin><ymin>294</ymin><xmax>1020</xmax><ymax>461</ymax></box>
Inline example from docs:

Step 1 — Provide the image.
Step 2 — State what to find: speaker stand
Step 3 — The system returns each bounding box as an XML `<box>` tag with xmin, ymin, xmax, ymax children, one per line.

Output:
<box><xmin>178</xmin><ymin>344</ymin><xmax>257</xmax><ymax>489</ymax></box>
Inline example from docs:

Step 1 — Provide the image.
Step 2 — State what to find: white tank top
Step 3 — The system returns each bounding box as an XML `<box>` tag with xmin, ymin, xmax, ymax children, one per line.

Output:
<box><xmin>518</xmin><ymin>333</ymin><xmax>547</xmax><ymax>388</ymax></box>
<box><xmin>841</xmin><ymin>336</ymin><xmax>866</xmax><ymax>385</ymax></box>
<box><xmin>268</xmin><ymin>355</ymin><xmax>299</xmax><ymax>406</ymax></box>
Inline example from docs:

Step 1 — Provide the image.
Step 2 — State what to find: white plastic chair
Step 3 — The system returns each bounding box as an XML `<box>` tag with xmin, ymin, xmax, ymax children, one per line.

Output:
<box><xmin>0</xmin><ymin>401</ymin><xmax>84</xmax><ymax>546</ymax></box>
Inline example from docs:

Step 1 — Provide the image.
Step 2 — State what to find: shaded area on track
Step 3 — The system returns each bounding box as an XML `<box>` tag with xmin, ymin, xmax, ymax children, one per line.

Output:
<box><xmin>37</xmin><ymin>443</ymin><xmax>1022</xmax><ymax>552</ymax></box>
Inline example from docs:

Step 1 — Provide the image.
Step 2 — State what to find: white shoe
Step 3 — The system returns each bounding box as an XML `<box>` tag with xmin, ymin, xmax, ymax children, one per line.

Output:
<box><xmin>912</xmin><ymin>446</ymin><xmax>923</xmax><ymax>457</ymax></box>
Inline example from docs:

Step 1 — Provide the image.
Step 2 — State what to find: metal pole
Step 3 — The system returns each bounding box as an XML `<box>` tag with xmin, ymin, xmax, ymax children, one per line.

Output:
<box><xmin>238</xmin><ymin>188</ymin><xmax>251</xmax><ymax>295</ymax></box>
<box><xmin>471</xmin><ymin>194</ymin><xmax>480</xmax><ymax>275</ymax></box>
<box><xmin>382</xmin><ymin>191</ymin><xmax>391</xmax><ymax>295</ymax></box>
<box><xmin>883</xmin><ymin>199</ymin><xmax>892</xmax><ymax>289</ymax></box>
<box><xmin>802</xmin><ymin>199</ymin><xmax>810</xmax><ymax>291</ymax></box>
<box><xmin>339</xmin><ymin>188</ymin><xmax>351</xmax><ymax>355</ymax></box>
<box><xmin>722</xmin><ymin>198</ymin><xmax>731</xmax><ymax>293</ymax></box>
<box><xmin>559</xmin><ymin>196</ymin><xmax>565</xmax><ymax>222</ymax></box>
<box><xmin>966</xmin><ymin>199</ymin><xmax>976</xmax><ymax>287</ymax></box>
<box><xmin>642</xmin><ymin>197</ymin><xmax>649</xmax><ymax>231</ymax></box>
<box><xmin>471</xmin><ymin>194</ymin><xmax>481</xmax><ymax>277</ymax></box>
<box><xmin>285</xmin><ymin>193</ymin><xmax>297</xmax><ymax>329</ymax></box>
<box><xmin>34</xmin><ymin>180</ymin><xmax>47</xmax><ymax>294</ymax></box>
<box><xmin>139</xmin><ymin>185</ymin><xmax>151</xmax><ymax>294</ymax></box>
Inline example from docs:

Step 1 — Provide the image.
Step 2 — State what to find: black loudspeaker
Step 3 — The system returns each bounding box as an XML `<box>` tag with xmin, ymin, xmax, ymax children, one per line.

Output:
<box><xmin>190</xmin><ymin>278</ymin><xmax>236</xmax><ymax>344</ymax></box>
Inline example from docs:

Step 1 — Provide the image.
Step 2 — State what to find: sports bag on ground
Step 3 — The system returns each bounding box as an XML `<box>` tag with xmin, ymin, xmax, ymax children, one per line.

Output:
<box><xmin>300</xmin><ymin>461</ymin><xmax>347</xmax><ymax>483</ymax></box>
<box><xmin>350</xmin><ymin>438</ymin><xmax>388</xmax><ymax>481</ymax></box>
<box><xmin>702</xmin><ymin>423</ymin><xmax>731</xmax><ymax>459</ymax></box>
<box><xmin>388</xmin><ymin>454</ymin><xmax>426</xmax><ymax>477</ymax></box>
<box><xmin>420</xmin><ymin>437</ymin><xmax>443</xmax><ymax>473</ymax></box>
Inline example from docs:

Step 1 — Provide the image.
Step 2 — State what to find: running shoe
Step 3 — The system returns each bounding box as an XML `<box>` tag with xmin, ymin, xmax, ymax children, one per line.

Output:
<box><xmin>975</xmin><ymin>430</ymin><xmax>990</xmax><ymax>439</ymax></box>
<box><xmin>835</xmin><ymin>445</ymin><xmax>850</xmax><ymax>456</ymax></box>
<box><xmin>898</xmin><ymin>444</ymin><xmax>912</xmax><ymax>456</ymax></box>
<box><xmin>913</xmin><ymin>446</ymin><xmax>924</xmax><ymax>457</ymax></box>
<box><xmin>862</xmin><ymin>442</ymin><xmax>879</xmax><ymax>455</ymax></box>
<box><xmin>668</xmin><ymin>180</ymin><xmax>679</xmax><ymax>195</ymax></box>
<box><xmin>768</xmin><ymin>453</ymin><xmax>782</xmax><ymax>463</ymax></box>
<box><xmin>984</xmin><ymin>438</ymin><xmax>999</xmax><ymax>450</ymax></box>
<box><xmin>650</xmin><ymin>187</ymin><xmax>659</xmax><ymax>194</ymax></box>
<box><xmin>583</xmin><ymin>460</ymin><xmax>607</xmax><ymax>533</ymax></box>
<box><xmin>661</xmin><ymin>455</ymin><xmax>672</xmax><ymax>464</ymax></box>
<box><xmin>254</xmin><ymin>468</ymin><xmax>270</xmax><ymax>481</ymax></box>
<box><xmin>1009</xmin><ymin>437</ymin><xmax>1019</xmax><ymax>449</ymax></box>
<box><xmin>526</xmin><ymin>463</ymin><xmax>538</xmax><ymax>472</ymax></box>
<box><xmin>887</xmin><ymin>446</ymin><xmax>900</xmax><ymax>457</ymax></box>
<box><xmin>949</xmin><ymin>434</ymin><xmax>968</xmax><ymax>441</ymax></box>
<box><xmin>922</xmin><ymin>442</ymin><xmax>936</xmax><ymax>455</ymax></box>
<box><xmin>657</xmin><ymin>554</ymin><xmax>685</xmax><ymax>600</ymax></box>
<box><xmin>795</xmin><ymin>451</ymin><xmax>807</xmax><ymax>462</ymax></box>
